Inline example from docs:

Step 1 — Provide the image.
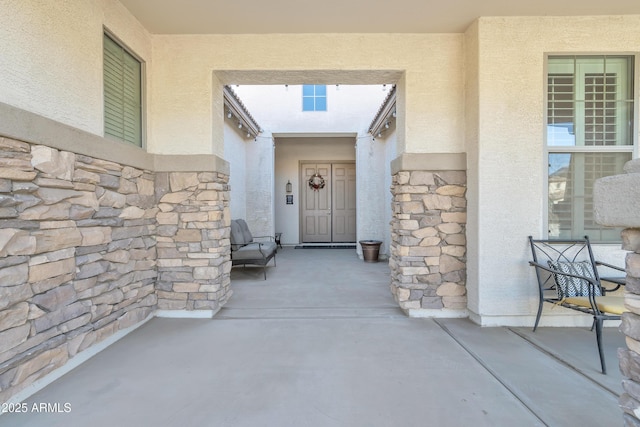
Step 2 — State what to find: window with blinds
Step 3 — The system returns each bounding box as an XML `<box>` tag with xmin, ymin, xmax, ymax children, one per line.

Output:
<box><xmin>546</xmin><ymin>56</ymin><xmax>634</xmax><ymax>242</ymax></box>
<box><xmin>103</xmin><ymin>34</ymin><xmax>142</xmax><ymax>147</ymax></box>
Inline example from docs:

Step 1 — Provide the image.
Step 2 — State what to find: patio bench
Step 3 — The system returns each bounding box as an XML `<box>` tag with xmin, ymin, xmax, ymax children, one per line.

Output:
<box><xmin>230</xmin><ymin>219</ymin><xmax>277</xmax><ymax>280</ymax></box>
<box><xmin>528</xmin><ymin>236</ymin><xmax>626</xmax><ymax>374</ymax></box>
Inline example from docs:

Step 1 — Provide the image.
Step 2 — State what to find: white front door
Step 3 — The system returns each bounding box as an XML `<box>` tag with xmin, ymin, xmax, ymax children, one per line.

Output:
<box><xmin>302</xmin><ymin>163</ymin><xmax>332</xmax><ymax>242</ymax></box>
<box><xmin>301</xmin><ymin>162</ymin><xmax>356</xmax><ymax>243</ymax></box>
<box><xmin>331</xmin><ymin>163</ymin><xmax>356</xmax><ymax>242</ymax></box>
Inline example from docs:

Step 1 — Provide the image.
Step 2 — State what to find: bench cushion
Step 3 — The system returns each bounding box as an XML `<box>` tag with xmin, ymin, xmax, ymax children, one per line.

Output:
<box><xmin>564</xmin><ymin>296</ymin><xmax>626</xmax><ymax>315</ymax></box>
<box><xmin>232</xmin><ymin>242</ymin><xmax>277</xmax><ymax>261</ymax></box>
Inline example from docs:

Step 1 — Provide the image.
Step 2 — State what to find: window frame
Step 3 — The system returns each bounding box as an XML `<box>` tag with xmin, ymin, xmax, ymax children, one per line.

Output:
<box><xmin>103</xmin><ymin>29</ymin><xmax>146</xmax><ymax>148</ymax></box>
<box><xmin>544</xmin><ymin>53</ymin><xmax>639</xmax><ymax>242</ymax></box>
<box><xmin>302</xmin><ymin>84</ymin><xmax>327</xmax><ymax>112</ymax></box>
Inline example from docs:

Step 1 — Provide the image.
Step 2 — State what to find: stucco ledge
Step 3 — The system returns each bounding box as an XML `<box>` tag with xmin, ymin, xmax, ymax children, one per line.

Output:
<box><xmin>391</xmin><ymin>153</ymin><xmax>466</xmax><ymax>174</ymax></box>
<box><xmin>154</xmin><ymin>154</ymin><xmax>229</xmax><ymax>175</ymax></box>
<box><xmin>0</xmin><ymin>101</ymin><xmax>229</xmax><ymax>175</ymax></box>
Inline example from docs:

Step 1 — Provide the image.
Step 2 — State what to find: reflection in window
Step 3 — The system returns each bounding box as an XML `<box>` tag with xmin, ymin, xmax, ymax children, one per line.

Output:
<box><xmin>547</xmin><ymin>74</ymin><xmax>576</xmax><ymax>146</ymax></box>
<box><xmin>548</xmin><ymin>152</ymin><xmax>631</xmax><ymax>241</ymax></box>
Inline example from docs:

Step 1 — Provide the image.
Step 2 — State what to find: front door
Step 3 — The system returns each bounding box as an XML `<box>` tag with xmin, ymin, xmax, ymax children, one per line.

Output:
<box><xmin>301</xmin><ymin>163</ymin><xmax>356</xmax><ymax>243</ymax></box>
<box><xmin>331</xmin><ymin>163</ymin><xmax>356</xmax><ymax>242</ymax></box>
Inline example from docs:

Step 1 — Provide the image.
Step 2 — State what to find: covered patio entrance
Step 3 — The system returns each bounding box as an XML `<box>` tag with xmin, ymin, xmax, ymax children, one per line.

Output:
<box><xmin>3</xmin><ymin>247</ymin><xmax>624</xmax><ymax>426</ymax></box>
<box><xmin>2</xmin><ymin>248</ymin><xmax>624</xmax><ymax>426</ymax></box>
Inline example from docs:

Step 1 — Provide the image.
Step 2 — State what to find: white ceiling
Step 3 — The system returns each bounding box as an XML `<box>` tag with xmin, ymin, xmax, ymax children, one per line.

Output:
<box><xmin>119</xmin><ymin>0</ymin><xmax>640</xmax><ymax>34</ymax></box>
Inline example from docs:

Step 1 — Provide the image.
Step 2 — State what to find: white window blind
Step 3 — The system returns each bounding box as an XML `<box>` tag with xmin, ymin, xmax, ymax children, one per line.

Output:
<box><xmin>584</xmin><ymin>74</ymin><xmax>617</xmax><ymax>146</ymax></box>
<box><xmin>103</xmin><ymin>34</ymin><xmax>142</xmax><ymax>147</ymax></box>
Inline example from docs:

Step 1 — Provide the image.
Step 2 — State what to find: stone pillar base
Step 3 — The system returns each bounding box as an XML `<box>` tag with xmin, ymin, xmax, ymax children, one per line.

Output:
<box><xmin>390</xmin><ymin>169</ymin><xmax>467</xmax><ymax>315</ymax></box>
<box><xmin>155</xmin><ymin>172</ymin><xmax>232</xmax><ymax>312</ymax></box>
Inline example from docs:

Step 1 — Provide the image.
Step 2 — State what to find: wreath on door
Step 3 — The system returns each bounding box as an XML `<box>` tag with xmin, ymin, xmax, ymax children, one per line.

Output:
<box><xmin>308</xmin><ymin>173</ymin><xmax>326</xmax><ymax>191</ymax></box>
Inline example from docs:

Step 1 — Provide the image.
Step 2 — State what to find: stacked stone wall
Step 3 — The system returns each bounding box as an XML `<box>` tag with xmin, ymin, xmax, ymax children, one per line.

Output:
<box><xmin>155</xmin><ymin>172</ymin><xmax>232</xmax><ymax>311</ymax></box>
<box><xmin>0</xmin><ymin>137</ymin><xmax>158</xmax><ymax>402</ymax></box>
<box><xmin>390</xmin><ymin>170</ymin><xmax>467</xmax><ymax>313</ymax></box>
<box><xmin>0</xmin><ymin>135</ymin><xmax>232</xmax><ymax>403</ymax></box>
<box><xmin>592</xmin><ymin>160</ymin><xmax>640</xmax><ymax>425</ymax></box>
<box><xmin>618</xmin><ymin>229</ymin><xmax>640</xmax><ymax>426</ymax></box>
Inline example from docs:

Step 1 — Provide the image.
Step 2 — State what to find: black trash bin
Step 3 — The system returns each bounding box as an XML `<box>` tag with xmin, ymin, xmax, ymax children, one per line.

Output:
<box><xmin>359</xmin><ymin>240</ymin><xmax>382</xmax><ymax>263</ymax></box>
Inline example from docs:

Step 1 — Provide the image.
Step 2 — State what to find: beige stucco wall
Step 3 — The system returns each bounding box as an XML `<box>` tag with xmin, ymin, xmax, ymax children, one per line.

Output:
<box><xmin>383</xmin><ymin>124</ymin><xmax>398</xmax><ymax>259</ymax></box>
<box><xmin>464</xmin><ymin>21</ymin><xmax>481</xmax><ymax>319</ymax></box>
<box><xmin>0</xmin><ymin>0</ymin><xmax>151</xmax><ymax>139</ymax></box>
<box><xmin>466</xmin><ymin>15</ymin><xmax>640</xmax><ymax>325</ymax></box>
<box><xmin>1</xmin><ymin>2</ymin><xmax>465</xmax><ymax>158</ymax></box>
<box><xmin>150</xmin><ymin>34</ymin><xmax>465</xmax><ymax>158</ymax></box>
<box><xmin>224</xmin><ymin>120</ymin><xmax>248</xmax><ymax>221</ymax></box>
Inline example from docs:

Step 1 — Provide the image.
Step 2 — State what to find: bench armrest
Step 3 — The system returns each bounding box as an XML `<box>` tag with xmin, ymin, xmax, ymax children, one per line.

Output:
<box><xmin>595</xmin><ymin>260</ymin><xmax>625</xmax><ymax>273</ymax></box>
<box><xmin>595</xmin><ymin>261</ymin><xmax>626</xmax><ymax>292</ymax></box>
<box><xmin>253</xmin><ymin>235</ymin><xmax>275</xmax><ymax>242</ymax></box>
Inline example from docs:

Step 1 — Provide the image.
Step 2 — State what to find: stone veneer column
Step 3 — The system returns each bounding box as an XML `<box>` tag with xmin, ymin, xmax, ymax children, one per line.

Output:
<box><xmin>619</xmin><ymin>229</ymin><xmax>640</xmax><ymax>426</ymax></box>
<box><xmin>155</xmin><ymin>172</ymin><xmax>232</xmax><ymax>313</ymax></box>
<box><xmin>389</xmin><ymin>154</ymin><xmax>467</xmax><ymax>316</ymax></box>
<box><xmin>594</xmin><ymin>159</ymin><xmax>640</xmax><ymax>426</ymax></box>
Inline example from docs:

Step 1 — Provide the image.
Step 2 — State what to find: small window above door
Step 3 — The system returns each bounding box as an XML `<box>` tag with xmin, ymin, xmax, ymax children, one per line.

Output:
<box><xmin>302</xmin><ymin>85</ymin><xmax>327</xmax><ymax>111</ymax></box>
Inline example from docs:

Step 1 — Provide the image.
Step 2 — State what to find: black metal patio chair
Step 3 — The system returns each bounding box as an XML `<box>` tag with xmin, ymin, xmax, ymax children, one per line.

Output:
<box><xmin>528</xmin><ymin>236</ymin><xmax>626</xmax><ymax>374</ymax></box>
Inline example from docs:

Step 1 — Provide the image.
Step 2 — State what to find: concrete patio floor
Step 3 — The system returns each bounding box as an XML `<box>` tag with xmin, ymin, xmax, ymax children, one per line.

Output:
<box><xmin>1</xmin><ymin>248</ymin><xmax>626</xmax><ymax>426</ymax></box>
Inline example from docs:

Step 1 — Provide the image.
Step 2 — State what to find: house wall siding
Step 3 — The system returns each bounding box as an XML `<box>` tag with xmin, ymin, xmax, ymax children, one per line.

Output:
<box><xmin>465</xmin><ymin>16</ymin><xmax>640</xmax><ymax>325</ymax></box>
<box><xmin>244</xmin><ymin>139</ymin><xmax>274</xmax><ymax>238</ymax></box>
<box><xmin>356</xmin><ymin>137</ymin><xmax>389</xmax><ymax>256</ymax></box>
<box><xmin>224</xmin><ymin>123</ymin><xmax>248</xmax><ymax>221</ymax></box>
<box><xmin>151</xmin><ymin>34</ymin><xmax>465</xmax><ymax>157</ymax></box>
<box><xmin>0</xmin><ymin>0</ymin><xmax>152</xmax><ymax>139</ymax></box>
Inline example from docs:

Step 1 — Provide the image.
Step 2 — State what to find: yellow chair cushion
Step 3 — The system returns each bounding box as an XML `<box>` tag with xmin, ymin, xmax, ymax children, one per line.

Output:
<box><xmin>563</xmin><ymin>296</ymin><xmax>627</xmax><ymax>315</ymax></box>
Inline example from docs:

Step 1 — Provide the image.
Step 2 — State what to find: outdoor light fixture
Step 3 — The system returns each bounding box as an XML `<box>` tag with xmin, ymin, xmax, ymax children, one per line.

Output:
<box><xmin>238</xmin><ymin>122</ymin><xmax>242</xmax><ymax>129</ymax></box>
<box><xmin>227</xmin><ymin>111</ymin><xmax>232</xmax><ymax>119</ymax></box>
<box><xmin>286</xmin><ymin>180</ymin><xmax>292</xmax><ymax>193</ymax></box>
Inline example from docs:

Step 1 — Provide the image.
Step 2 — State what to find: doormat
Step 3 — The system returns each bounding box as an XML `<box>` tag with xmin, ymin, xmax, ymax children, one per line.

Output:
<box><xmin>295</xmin><ymin>245</ymin><xmax>356</xmax><ymax>249</ymax></box>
